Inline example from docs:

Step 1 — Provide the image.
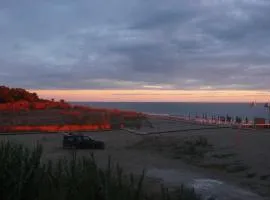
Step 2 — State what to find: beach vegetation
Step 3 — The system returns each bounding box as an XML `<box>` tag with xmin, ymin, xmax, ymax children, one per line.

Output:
<box><xmin>0</xmin><ymin>141</ymin><xmax>203</xmax><ymax>200</ymax></box>
<box><xmin>0</xmin><ymin>85</ymin><xmax>41</xmax><ymax>103</ymax></box>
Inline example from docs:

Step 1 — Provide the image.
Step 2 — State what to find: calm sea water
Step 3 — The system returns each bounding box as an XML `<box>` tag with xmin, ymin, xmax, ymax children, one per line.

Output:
<box><xmin>72</xmin><ymin>102</ymin><xmax>270</xmax><ymax>119</ymax></box>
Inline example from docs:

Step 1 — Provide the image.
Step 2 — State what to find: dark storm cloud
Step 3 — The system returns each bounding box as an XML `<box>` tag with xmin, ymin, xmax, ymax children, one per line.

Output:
<box><xmin>1</xmin><ymin>0</ymin><xmax>270</xmax><ymax>90</ymax></box>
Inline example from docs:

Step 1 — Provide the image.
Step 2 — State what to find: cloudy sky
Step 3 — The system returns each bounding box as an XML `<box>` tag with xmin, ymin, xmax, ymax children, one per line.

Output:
<box><xmin>1</xmin><ymin>0</ymin><xmax>270</xmax><ymax>101</ymax></box>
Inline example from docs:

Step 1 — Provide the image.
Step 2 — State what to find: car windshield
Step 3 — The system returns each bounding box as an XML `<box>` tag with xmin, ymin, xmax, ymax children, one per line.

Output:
<box><xmin>83</xmin><ymin>136</ymin><xmax>92</xmax><ymax>141</ymax></box>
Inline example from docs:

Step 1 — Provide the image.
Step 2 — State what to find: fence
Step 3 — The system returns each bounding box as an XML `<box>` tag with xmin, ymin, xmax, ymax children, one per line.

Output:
<box><xmin>146</xmin><ymin>113</ymin><xmax>270</xmax><ymax>130</ymax></box>
<box><xmin>0</xmin><ymin>124</ymin><xmax>111</xmax><ymax>133</ymax></box>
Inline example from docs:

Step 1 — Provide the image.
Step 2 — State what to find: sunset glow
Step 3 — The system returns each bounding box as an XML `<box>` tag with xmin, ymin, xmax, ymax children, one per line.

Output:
<box><xmin>30</xmin><ymin>89</ymin><xmax>270</xmax><ymax>103</ymax></box>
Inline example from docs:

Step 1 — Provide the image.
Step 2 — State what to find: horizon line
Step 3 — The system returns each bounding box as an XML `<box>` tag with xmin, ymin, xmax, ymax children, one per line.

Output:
<box><xmin>69</xmin><ymin>101</ymin><xmax>267</xmax><ymax>103</ymax></box>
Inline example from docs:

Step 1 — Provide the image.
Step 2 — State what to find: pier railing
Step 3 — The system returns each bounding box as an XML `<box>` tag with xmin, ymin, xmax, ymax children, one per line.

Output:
<box><xmin>145</xmin><ymin>113</ymin><xmax>270</xmax><ymax>130</ymax></box>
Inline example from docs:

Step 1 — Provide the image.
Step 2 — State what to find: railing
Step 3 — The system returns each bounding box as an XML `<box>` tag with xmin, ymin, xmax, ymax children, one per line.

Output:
<box><xmin>146</xmin><ymin>113</ymin><xmax>270</xmax><ymax>130</ymax></box>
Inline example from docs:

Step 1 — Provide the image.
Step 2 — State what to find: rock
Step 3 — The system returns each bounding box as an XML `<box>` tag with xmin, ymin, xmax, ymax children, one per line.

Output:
<box><xmin>226</xmin><ymin>164</ymin><xmax>249</xmax><ymax>173</ymax></box>
<box><xmin>246</xmin><ymin>172</ymin><xmax>257</xmax><ymax>178</ymax></box>
<box><xmin>260</xmin><ymin>174</ymin><xmax>270</xmax><ymax>180</ymax></box>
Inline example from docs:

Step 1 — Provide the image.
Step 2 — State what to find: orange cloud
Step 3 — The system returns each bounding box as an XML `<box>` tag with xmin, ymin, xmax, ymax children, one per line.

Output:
<box><xmin>29</xmin><ymin>89</ymin><xmax>270</xmax><ymax>103</ymax></box>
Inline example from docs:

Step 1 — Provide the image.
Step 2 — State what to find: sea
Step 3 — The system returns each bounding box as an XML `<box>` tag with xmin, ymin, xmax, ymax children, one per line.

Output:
<box><xmin>72</xmin><ymin>102</ymin><xmax>270</xmax><ymax>120</ymax></box>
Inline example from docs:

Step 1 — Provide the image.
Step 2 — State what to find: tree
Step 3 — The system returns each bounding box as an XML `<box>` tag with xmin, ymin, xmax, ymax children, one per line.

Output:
<box><xmin>0</xmin><ymin>85</ymin><xmax>41</xmax><ymax>103</ymax></box>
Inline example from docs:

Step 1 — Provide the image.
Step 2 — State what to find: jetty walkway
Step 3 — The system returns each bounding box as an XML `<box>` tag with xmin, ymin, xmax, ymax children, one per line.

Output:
<box><xmin>144</xmin><ymin>113</ymin><xmax>270</xmax><ymax>130</ymax></box>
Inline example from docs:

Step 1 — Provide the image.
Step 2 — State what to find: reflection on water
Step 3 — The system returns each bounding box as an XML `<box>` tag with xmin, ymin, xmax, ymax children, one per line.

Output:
<box><xmin>147</xmin><ymin>168</ymin><xmax>264</xmax><ymax>200</ymax></box>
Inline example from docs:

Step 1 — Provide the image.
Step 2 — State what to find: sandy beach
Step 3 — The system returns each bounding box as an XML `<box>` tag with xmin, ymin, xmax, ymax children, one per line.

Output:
<box><xmin>1</xmin><ymin>118</ymin><xmax>270</xmax><ymax>200</ymax></box>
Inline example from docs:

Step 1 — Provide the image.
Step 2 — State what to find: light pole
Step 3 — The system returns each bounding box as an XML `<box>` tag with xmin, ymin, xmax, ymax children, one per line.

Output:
<box><xmin>250</xmin><ymin>101</ymin><xmax>256</xmax><ymax>126</ymax></box>
<box><xmin>264</xmin><ymin>102</ymin><xmax>270</xmax><ymax>126</ymax></box>
<box><xmin>268</xmin><ymin>107</ymin><xmax>270</xmax><ymax>127</ymax></box>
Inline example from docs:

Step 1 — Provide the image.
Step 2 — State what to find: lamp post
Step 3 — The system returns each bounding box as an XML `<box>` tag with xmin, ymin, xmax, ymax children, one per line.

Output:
<box><xmin>250</xmin><ymin>101</ymin><xmax>256</xmax><ymax>126</ymax></box>
<box><xmin>268</xmin><ymin>107</ymin><xmax>270</xmax><ymax>128</ymax></box>
<box><xmin>264</xmin><ymin>102</ymin><xmax>270</xmax><ymax>126</ymax></box>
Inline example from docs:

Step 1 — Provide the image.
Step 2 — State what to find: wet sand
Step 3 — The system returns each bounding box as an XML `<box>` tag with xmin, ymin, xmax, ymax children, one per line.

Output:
<box><xmin>0</xmin><ymin>119</ymin><xmax>270</xmax><ymax>200</ymax></box>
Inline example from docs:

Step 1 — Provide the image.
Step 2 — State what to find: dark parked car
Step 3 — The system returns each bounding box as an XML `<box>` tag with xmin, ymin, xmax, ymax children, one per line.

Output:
<box><xmin>62</xmin><ymin>134</ymin><xmax>105</xmax><ymax>149</ymax></box>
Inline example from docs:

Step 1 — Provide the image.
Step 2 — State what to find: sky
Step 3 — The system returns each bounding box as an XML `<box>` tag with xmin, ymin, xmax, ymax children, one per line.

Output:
<box><xmin>1</xmin><ymin>0</ymin><xmax>270</xmax><ymax>102</ymax></box>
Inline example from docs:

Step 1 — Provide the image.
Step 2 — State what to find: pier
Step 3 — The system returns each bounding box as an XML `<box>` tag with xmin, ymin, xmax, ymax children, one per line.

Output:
<box><xmin>145</xmin><ymin>113</ymin><xmax>270</xmax><ymax>130</ymax></box>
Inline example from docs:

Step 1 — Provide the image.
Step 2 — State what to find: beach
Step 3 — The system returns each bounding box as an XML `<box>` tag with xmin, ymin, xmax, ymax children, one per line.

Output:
<box><xmin>1</xmin><ymin>118</ymin><xmax>270</xmax><ymax>199</ymax></box>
